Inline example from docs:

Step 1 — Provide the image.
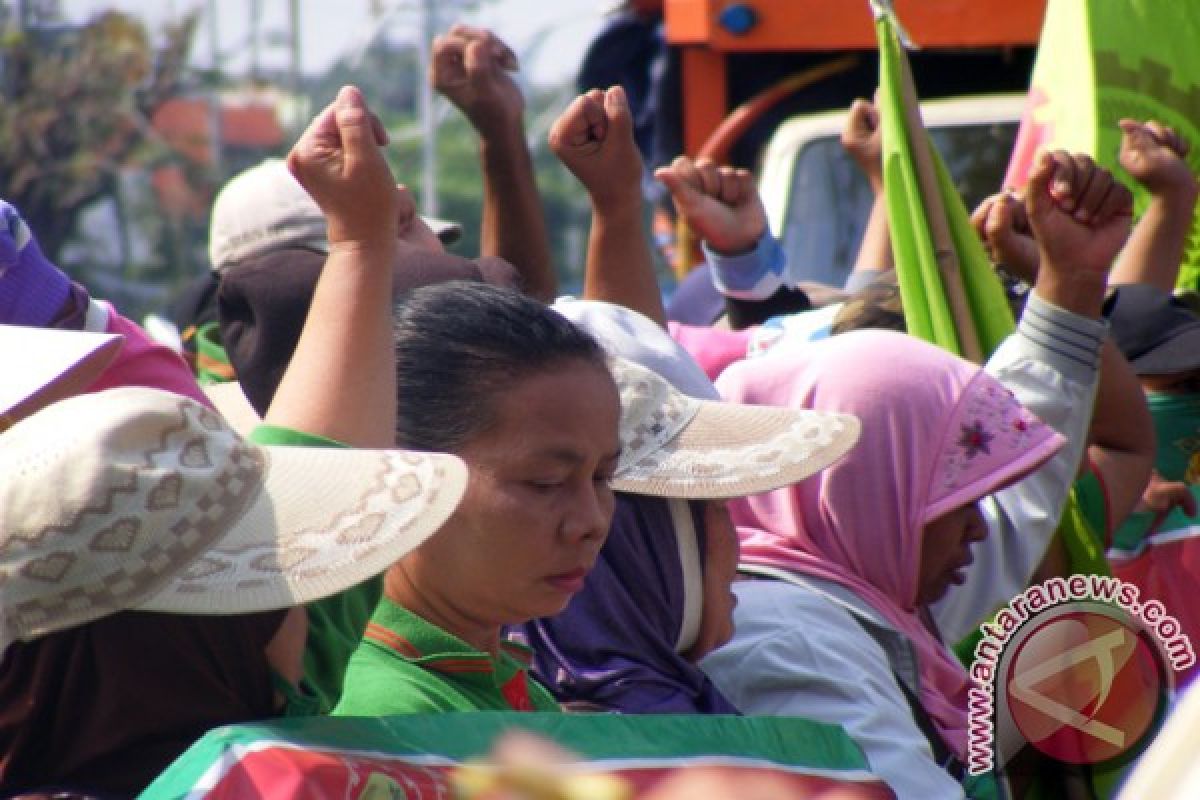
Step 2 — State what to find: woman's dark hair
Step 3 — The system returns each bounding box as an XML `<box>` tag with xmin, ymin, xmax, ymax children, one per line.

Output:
<box><xmin>393</xmin><ymin>282</ymin><xmax>610</xmax><ymax>451</ymax></box>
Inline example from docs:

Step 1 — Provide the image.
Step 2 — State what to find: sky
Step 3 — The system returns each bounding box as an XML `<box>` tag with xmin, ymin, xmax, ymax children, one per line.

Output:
<box><xmin>59</xmin><ymin>0</ymin><xmax>607</xmax><ymax>86</ymax></box>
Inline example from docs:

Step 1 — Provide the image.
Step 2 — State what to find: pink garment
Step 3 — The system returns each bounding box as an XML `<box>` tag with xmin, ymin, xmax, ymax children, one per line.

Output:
<box><xmin>88</xmin><ymin>304</ymin><xmax>210</xmax><ymax>407</ymax></box>
<box><xmin>667</xmin><ymin>321</ymin><xmax>754</xmax><ymax>381</ymax></box>
<box><xmin>715</xmin><ymin>330</ymin><xmax>1064</xmax><ymax>759</ymax></box>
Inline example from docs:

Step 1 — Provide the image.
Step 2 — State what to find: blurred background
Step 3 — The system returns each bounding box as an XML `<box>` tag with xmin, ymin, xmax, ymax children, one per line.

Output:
<box><xmin>0</xmin><ymin>0</ymin><xmax>607</xmax><ymax>319</ymax></box>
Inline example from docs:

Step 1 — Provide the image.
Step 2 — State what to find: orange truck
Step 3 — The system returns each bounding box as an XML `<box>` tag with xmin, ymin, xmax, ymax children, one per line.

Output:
<box><xmin>658</xmin><ymin>0</ymin><xmax>1048</xmax><ymax>283</ymax></box>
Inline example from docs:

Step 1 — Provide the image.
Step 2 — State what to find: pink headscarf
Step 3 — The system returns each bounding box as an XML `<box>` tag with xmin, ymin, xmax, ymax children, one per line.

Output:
<box><xmin>716</xmin><ymin>330</ymin><xmax>1065</xmax><ymax>758</ymax></box>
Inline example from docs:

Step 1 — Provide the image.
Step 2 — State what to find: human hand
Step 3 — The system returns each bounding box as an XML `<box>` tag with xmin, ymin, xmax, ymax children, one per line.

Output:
<box><xmin>971</xmin><ymin>191</ymin><xmax>1040</xmax><ymax>282</ymax></box>
<box><xmin>287</xmin><ymin>85</ymin><xmax>397</xmax><ymax>250</ymax></box>
<box><xmin>430</xmin><ymin>24</ymin><xmax>523</xmax><ymax>138</ymax></box>
<box><xmin>1138</xmin><ymin>471</ymin><xmax>1199</xmax><ymax>519</ymax></box>
<box><xmin>654</xmin><ymin>155</ymin><xmax>767</xmax><ymax>255</ymax></box>
<box><xmin>1118</xmin><ymin>119</ymin><xmax>1197</xmax><ymax>198</ymax></box>
<box><xmin>1026</xmin><ymin>150</ymin><xmax>1133</xmax><ymax>281</ymax></box>
<box><xmin>841</xmin><ymin>97</ymin><xmax>883</xmax><ymax>192</ymax></box>
<box><xmin>549</xmin><ymin>87</ymin><xmax>643</xmax><ymax>210</ymax></box>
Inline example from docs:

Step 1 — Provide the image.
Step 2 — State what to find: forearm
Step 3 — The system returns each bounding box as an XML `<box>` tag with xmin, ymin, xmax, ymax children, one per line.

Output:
<box><xmin>582</xmin><ymin>196</ymin><xmax>665</xmax><ymax>326</ymax></box>
<box><xmin>1032</xmin><ymin>261</ymin><xmax>1108</xmax><ymax>321</ymax></box>
<box><xmin>479</xmin><ymin>127</ymin><xmax>556</xmax><ymax>301</ymax></box>
<box><xmin>1110</xmin><ymin>188</ymin><xmax>1199</xmax><ymax>291</ymax></box>
<box><xmin>265</xmin><ymin>242</ymin><xmax>397</xmax><ymax>447</ymax></box>
<box><xmin>850</xmin><ymin>192</ymin><xmax>893</xmax><ymax>277</ymax></box>
<box><xmin>1086</xmin><ymin>340</ymin><xmax>1155</xmax><ymax>527</ymax></box>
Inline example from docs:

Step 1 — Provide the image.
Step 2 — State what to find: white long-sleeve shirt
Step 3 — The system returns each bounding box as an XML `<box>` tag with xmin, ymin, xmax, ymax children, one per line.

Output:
<box><xmin>702</xmin><ymin>294</ymin><xmax>1106</xmax><ymax>800</ymax></box>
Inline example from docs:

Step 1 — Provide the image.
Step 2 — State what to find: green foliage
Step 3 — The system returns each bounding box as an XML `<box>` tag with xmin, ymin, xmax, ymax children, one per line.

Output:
<box><xmin>308</xmin><ymin>38</ymin><xmax>421</xmax><ymax>117</ymax></box>
<box><xmin>383</xmin><ymin>86</ymin><xmax>594</xmax><ymax>290</ymax></box>
<box><xmin>0</xmin><ymin>10</ymin><xmax>198</xmax><ymax>263</ymax></box>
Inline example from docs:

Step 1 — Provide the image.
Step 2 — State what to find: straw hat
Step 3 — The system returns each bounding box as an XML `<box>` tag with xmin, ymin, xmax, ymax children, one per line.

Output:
<box><xmin>202</xmin><ymin>354</ymin><xmax>860</xmax><ymax>502</ymax></box>
<box><xmin>551</xmin><ymin>301</ymin><xmax>862</xmax><ymax>499</ymax></box>
<box><xmin>609</xmin><ymin>356</ymin><xmax>860</xmax><ymax>498</ymax></box>
<box><xmin>0</xmin><ymin>387</ymin><xmax>467</xmax><ymax>652</ymax></box>
<box><xmin>0</xmin><ymin>324</ymin><xmax>123</xmax><ymax>432</ymax></box>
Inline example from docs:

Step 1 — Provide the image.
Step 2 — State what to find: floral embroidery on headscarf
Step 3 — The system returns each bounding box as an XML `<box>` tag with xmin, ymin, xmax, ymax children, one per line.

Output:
<box><xmin>957</xmin><ymin>421</ymin><xmax>994</xmax><ymax>458</ymax></box>
<box><xmin>933</xmin><ymin>377</ymin><xmax>1050</xmax><ymax>501</ymax></box>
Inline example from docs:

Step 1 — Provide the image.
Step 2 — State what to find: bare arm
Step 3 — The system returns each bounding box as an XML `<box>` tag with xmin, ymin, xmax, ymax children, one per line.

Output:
<box><xmin>1087</xmin><ymin>340</ymin><xmax>1156</xmax><ymax>531</ymax></box>
<box><xmin>265</xmin><ymin>86</ymin><xmax>398</xmax><ymax>448</ymax></box>
<box><xmin>1110</xmin><ymin>119</ymin><xmax>1199</xmax><ymax>291</ymax></box>
<box><xmin>432</xmin><ymin>25</ymin><xmax>556</xmax><ymax>300</ymax></box>
<box><xmin>551</xmin><ymin>87</ymin><xmax>663</xmax><ymax>324</ymax></box>
<box><xmin>842</xmin><ymin>97</ymin><xmax>893</xmax><ymax>280</ymax></box>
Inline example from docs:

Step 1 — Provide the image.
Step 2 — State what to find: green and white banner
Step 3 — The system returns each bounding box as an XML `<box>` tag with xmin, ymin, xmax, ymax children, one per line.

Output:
<box><xmin>141</xmin><ymin>713</ymin><xmax>892</xmax><ymax>799</ymax></box>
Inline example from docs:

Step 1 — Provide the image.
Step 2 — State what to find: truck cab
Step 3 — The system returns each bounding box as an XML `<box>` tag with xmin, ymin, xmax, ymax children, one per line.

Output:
<box><xmin>661</xmin><ymin>0</ymin><xmax>1044</xmax><ymax>283</ymax></box>
<box><xmin>758</xmin><ymin>93</ymin><xmax>1024</xmax><ymax>288</ymax></box>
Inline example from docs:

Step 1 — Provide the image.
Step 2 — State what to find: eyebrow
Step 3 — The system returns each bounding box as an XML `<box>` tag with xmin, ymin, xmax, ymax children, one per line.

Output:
<box><xmin>531</xmin><ymin>447</ymin><xmax>622</xmax><ymax>467</ymax></box>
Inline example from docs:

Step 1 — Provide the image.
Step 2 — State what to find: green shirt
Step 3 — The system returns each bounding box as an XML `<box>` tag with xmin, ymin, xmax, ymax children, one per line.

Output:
<box><xmin>192</xmin><ymin>321</ymin><xmax>236</xmax><ymax>385</ymax></box>
<box><xmin>332</xmin><ymin>597</ymin><xmax>561</xmax><ymax>715</ymax></box>
<box><xmin>248</xmin><ymin>424</ymin><xmax>384</xmax><ymax>714</ymax></box>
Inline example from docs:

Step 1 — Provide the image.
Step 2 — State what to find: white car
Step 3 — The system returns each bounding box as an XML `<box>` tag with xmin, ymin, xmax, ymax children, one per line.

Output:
<box><xmin>757</xmin><ymin>93</ymin><xmax>1026</xmax><ymax>288</ymax></box>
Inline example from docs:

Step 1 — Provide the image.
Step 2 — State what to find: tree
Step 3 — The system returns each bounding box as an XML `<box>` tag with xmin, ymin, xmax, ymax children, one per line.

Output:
<box><xmin>0</xmin><ymin>10</ymin><xmax>197</xmax><ymax>262</ymax></box>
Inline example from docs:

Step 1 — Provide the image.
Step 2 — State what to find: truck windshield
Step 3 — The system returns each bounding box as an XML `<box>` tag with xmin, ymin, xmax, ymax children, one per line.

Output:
<box><xmin>779</xmin><ymin>121</ymin><xmax>1018</xmax><ymax>288</ymax></box>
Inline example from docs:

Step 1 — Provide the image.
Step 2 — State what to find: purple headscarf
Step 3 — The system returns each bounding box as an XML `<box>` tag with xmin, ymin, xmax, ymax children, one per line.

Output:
<box><xmin>513</xmin><ymin>493</ymin><xmax>739</xmax><ymax>715</ymax></box>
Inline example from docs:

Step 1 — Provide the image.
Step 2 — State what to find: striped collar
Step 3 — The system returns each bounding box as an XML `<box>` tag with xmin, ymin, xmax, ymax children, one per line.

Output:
<box><xmin>365</xmin><ymin>597</ymin><xmax>535</xmax><ymax>685</ymax></box>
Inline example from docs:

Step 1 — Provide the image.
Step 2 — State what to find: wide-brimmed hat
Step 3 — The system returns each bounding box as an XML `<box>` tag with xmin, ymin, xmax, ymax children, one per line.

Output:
<box><xmin>0</xmin><ymin>324</ymin><xmax>123</xmax><ymax>432</ymax></box>
<box><xmin>0</xmin><ymin>386</ymin><xmax>467</xmax><ymax>652</ymax></box>
<box><xmin>553</xmin><ymin>298</ymin><xmax>721</xmax><ymax>400</ymax></box>
<box><xmin>208</xmin><ymin>159</ymin><xmax>461</xmax><ymax>273</ymax></box>
<box><xmin>608</xmin><ymin>356</ymin><xmax>860</xmax><ymax>498</ymax></box>
<box><xmin>204</xmin><ymin>360</ymin><xmax>860</xmax><ymax>501</ymax></box>
<box><xmin>1109</xmin><ymin>283</ymin><xmax>1200</xmax><ymax>376</ymax></box>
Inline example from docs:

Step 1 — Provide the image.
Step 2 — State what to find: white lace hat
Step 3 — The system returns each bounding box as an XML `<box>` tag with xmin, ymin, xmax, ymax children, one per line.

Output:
<box><xmin>0</xmin><ymin>386</ymin><xmax>467</xmax><ymax>652</ymax></box>
<box><xmin>0</xmin><ymin>324</ymin><xmax>123</xmax><ymax>432</ymax></box>
<box><xmin>201</xmin><ymin>339</ymin><xmax>861</xmax><ymax>500</ymax></box>
<box><xmin>608</xmin><ymin>356</ymin><xmax>861</xmax><ymax>498</ymax></box>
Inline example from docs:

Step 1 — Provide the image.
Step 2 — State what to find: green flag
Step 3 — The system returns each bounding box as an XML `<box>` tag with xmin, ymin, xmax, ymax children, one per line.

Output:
<box><xmin>874</xmin><ymin>0</ymin><xmax>1111</xmax><ymax>632</ymax></box>
<box><xmin>875</xmin><ymin>4</ymin><xmax>1016</xmax><ymax>362</ymax></box>
<box><xmin>1004</xmin><ymin>0</ymin><xmax>1200</xmax><ymax>291</ymax></box>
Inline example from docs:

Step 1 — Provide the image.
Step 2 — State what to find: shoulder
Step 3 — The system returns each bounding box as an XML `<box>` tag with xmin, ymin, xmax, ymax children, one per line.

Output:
<box><xmin>334</xmin><ymin>644</ymin><xmax>463</xmax><ymax>716</ymax></box>
<box><xmin>704</xmin><ymin>580</ymin><xmax>896</xmax><ymax>704</ymax></box>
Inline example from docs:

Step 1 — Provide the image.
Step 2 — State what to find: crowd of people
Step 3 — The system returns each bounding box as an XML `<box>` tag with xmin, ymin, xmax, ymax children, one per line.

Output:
<box><xmin>3</xmin><ymin>17</ymin><xmax>1200</xmax><ymax>800</ymax></box>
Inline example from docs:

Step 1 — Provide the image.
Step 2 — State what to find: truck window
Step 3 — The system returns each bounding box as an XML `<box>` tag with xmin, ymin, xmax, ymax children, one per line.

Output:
<box><xmin>778</xmin><ymin>120</ymin><xmax>1018</xmax><ymax>289</ymax></box>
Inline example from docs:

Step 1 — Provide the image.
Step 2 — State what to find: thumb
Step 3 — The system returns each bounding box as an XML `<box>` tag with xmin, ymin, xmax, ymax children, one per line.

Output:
<box><xmin>1025</xmin><ymin>150</ymin><xmax>1058</xmax><ymax>225</ymax></box>
<box><xmin>654</xmin><ymin>168</ymin><xmax>700</xmax><ymax>208</ymax></box>
<box><xmin>989</xmin><ymin>193</ymin><xmax>1016</xmax><ymax>239</ymax></box>
<box><xmin>604</xmin><ymin>85</ymin><xmax>633</xmax><ymax>138</ymax></box>
<box><xmin>333</xmin><ymin>86</ymin><xmax>378</xmax><ymax>167</ymax></box>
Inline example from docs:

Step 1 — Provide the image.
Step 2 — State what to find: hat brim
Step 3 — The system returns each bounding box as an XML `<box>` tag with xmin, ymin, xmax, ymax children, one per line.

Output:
<box><xmin>204</xmin><ymin>380</ymin><xmax>262</xmax><ymax>435</ymax></box>
<box><xmin>138</xmin><ymin>443</ymin><xmax>467</xmax><ymax>615</ymax></box>
<box><xmin>299</xmin><ymin>216</ymin><xmax>461</xmax><ymax>247</ymax></box>
<box><xmin>421</xmin><ymin>215</ymin><xmax>463</xmax><ymax>246</ymax></box>
<box><xmin>1131</xmin><ymin>327</ymin><xmax>1200</xmax><ymax>376</ymax></box>
<box><xmin>611</xmin><ymin>403</ymin><xmax>861</xmax><ymax>499</ymax></box>
<box><xmin>0</xmin><ymin>325</ymin><xmax>123</xmax><ymax>427</ymax></box>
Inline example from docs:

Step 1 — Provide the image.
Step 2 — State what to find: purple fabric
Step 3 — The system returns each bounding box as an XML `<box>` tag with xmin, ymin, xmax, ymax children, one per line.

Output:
<box><xmin>666</xmin><ymin>263</ymin><xmax>725</xmax><ymax>327</ymax></box>
<box><xmin>0</xmin><ymin>201</ymin><xmax>71</xmax><ymax>327</ymax></box>
<box><xmin>514</xmin><ymin>494</ymin><xmax>739</xmax><ymax>715</ymax></box>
